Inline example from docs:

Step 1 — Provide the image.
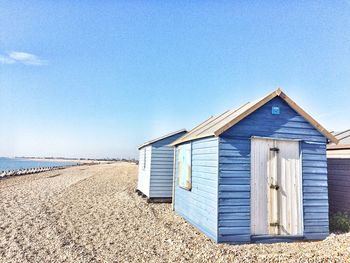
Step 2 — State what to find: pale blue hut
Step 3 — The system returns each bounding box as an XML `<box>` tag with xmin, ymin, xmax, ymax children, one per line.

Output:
<box><xmin>137</xmin><ymin>129</ymin><xmax>186</xmax><ymax>202</ymax></box>
<box><xmin>171</xmin><ymin>89</ymin><xmax>338</xmax><ymax>244</ymax></box>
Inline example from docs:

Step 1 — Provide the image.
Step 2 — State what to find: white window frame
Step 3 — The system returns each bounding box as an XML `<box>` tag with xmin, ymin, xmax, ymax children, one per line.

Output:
<box><xmin>143</xmin><ymin>148</ymin><xmax>147</xmax><ymax>170</ymax></box>
<box><xmin>177</xmin><ymin>143</ymin><xmax>192</xmax><ymax>190</ymax></box>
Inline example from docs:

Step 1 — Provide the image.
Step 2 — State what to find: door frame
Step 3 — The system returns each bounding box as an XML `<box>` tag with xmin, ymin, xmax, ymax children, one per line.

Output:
<box><xmin>250</xmin><ymin>136</ymin><xmax>304</xmax><ymax>236</ymax></box>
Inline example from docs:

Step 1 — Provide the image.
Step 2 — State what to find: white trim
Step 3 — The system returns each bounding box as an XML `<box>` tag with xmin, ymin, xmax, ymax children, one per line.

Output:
<box><xmin>251</xmin><ymin>136</ymin><xmax>302</xmax><ymax>142</ymax></box>
<box><xmin>172</xmin><ymin>147</ymin><xmax>176</xmax><ymax>211</ymax></box>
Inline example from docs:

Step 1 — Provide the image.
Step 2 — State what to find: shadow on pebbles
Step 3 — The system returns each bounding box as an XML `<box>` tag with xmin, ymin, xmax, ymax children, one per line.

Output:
<box><xmin>0</xmin><ymin>162</ymin><xmax>349</xmax><ymax>262</ymax></box>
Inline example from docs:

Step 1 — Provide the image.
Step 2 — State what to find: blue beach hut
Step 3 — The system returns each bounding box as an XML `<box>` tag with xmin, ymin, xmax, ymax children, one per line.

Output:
<box><xmin>171</xmin><ymin>89</ymin><xmax>338</xmax><ymax>244</ymax></box>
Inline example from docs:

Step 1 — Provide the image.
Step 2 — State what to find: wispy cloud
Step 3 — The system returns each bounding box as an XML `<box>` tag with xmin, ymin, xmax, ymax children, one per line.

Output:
<box><xmin>0</xmin><ymin>55</ymin><xmax>15</xmax><ymax>64</ymax></box>
<box><xmin>0</xmin><ymin>51</ymin><xmax>47</xmax><ymax>66</ymax></box>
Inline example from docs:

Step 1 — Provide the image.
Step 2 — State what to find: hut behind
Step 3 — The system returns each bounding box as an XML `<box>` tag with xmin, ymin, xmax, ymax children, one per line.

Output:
<box><xmin>327</xmin><ymin>130</ymin><xmax>350</xmax><ymax>213</ymax></box>
<box><xmin>137</xmin><ymin>129</ymin><xmax>186</xmax><ymax>202</ymax></box>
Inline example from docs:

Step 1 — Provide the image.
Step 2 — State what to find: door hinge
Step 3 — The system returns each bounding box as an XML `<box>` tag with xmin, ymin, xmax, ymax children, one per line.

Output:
<box><xmin>270</xmin><ymin>184</ymin><xmax>280</xmax><ymax>190</ymax></box>
<box><xmin>270</xmin><ymin>147</ymin><xmax>279</xmax><ymax>153</ymax></box>
<box><xmin>270</xmin><ymin>222</ymin><xmax>280</xmax><ymax>227</ymax></box>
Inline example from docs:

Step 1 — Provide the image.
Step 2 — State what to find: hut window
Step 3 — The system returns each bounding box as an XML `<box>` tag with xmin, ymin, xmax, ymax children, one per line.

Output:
<box><xmin>143</xmin><ymin>148</ymin><xmax>147</xmax><ymax>170</ymax></box>
<box><xmin>177</xmin><ymin>143</ymin><xmax>192</xmax><ymax>190</ymax></box>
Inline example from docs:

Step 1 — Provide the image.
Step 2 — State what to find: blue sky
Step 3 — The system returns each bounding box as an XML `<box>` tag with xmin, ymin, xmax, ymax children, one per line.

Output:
<box><xmin>0</xmin><ymin>1</ymin><xmax>349</xmax><ymax>158</ymax></box>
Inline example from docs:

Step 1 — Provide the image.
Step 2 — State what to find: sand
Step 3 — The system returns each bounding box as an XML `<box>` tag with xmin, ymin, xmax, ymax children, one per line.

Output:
<box><xmin>1</xmin><ymin>162</ymin><xmax>349</xmax><ymax>262</ymax></box>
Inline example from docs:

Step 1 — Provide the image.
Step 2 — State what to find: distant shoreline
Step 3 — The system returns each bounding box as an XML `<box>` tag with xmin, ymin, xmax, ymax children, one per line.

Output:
<box><xmin>14</xmin><ymin>156</ymin><xmax>136</xmax><ymax>164</ymax></box>
<box><xmin>0</xmin><ymin>157</ymin><xmax>85</xmax><ymax>176</ymax></box>
<box><xmin>24</xmin><ymin>157</ymin><xmax>101</xmax><ymax>164</ymax></box>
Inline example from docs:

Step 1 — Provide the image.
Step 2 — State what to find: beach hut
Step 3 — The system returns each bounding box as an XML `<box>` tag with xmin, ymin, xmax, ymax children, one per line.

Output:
<box><xmin>327</xmin><ymin>130</ymin><xmax>350</xmax><ymax>213</ymax></box>
<box><xmin>171</xmin><ymin>88</ymin><xmax>338</xmax><ymax>244</ymax></box>
<box><xmin>137</xmin><ymin>129</ymin><xmax>187</xmax><ymax>202</ymax></box>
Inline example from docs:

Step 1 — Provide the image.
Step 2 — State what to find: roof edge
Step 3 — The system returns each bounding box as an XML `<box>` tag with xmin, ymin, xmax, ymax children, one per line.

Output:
<box><xmin>170</xmin><ymin>116</ymin><xmax>216</xmax><ymax>146</ymax></box>
<box><xmin>138</xmin><ymin>129</ymin><xmax>187</xmax><ymax>150</ymax></box>
<box><xmin>214</xmin><ymin>88</ymin><xmax>338</xmax><ymax>144</ymax></box>
<box><xmin>171</xmin><ymin>134</ymin><xmax>215</xmax><ymax>146</ymax></box>
<box><xmin>213</xmin><ymin>89</ymin><xmax>281</xmax><ymax>136</ymax></box>
<box><xmin>278</xmin><ymin>91</ymin><xmax>338</xmax><ymax>144</ymax></box>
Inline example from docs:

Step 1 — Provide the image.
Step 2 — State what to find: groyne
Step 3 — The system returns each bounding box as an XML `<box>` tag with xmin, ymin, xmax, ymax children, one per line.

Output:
<box><xmin>0</xmin><ymin>164</ymin><xmax>79</xmax><ymax>179</ymax></box>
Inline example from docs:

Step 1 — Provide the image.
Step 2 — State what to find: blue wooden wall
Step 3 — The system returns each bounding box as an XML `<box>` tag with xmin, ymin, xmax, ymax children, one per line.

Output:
<box><xmin>149</xmin><ymin>131</ymin><xmax>186</xmax><ymax>198</ymax></box>
<box><xmin>218</xmin><ymin>97</ymin><xmax>328</xmax><ymax>243</ymax></box>
<box><xmin>174</xmin><ymin>137</ymin><xmax>219</xmax><ymax>242</ymax></box>
<box><xmin>301</xmin><ymin>142</ymin><xmax>328</xmax><ymax>239</ymax></box>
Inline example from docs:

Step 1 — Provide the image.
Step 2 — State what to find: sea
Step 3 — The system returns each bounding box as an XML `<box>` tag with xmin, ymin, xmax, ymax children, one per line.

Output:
<box><xmin>0</xmin><ymin>157</ymin><xmax>78</xmax><ymax>172</ymax></box>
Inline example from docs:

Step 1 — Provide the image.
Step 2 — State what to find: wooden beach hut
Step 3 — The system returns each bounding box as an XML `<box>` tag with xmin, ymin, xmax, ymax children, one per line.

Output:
<box><xmin>171</xmin><ymin>88</ymin><xmax>338</xmax><ymax>244</ymax></box>
<box><xmin>137</xmin><ymin>129</ymin><xmax>187</xmax><ymax>202</ymax></box>
<box><xmin>327</xmin><ymin>130</ymin><xmax>350</xmax><ymax>213</ymax></box>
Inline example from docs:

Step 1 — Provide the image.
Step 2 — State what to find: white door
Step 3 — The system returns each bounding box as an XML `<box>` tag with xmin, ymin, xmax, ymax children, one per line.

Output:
<box><xmin>251</xmin><ymin>138</ymin><xmax>303</xmax><ymax>236</ymax></box>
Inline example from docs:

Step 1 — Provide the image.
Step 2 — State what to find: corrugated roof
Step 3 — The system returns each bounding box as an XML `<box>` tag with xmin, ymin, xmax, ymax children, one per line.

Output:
<box><xmin>171</xmin><ymin>88</ymin><xmax>338</xmax><ymax>146</ymax></box>
<box><xmin>138</xmin><ymin>129</ymin><xmax>186</xmax><ymax>150</ymax></box>
<box><xmin>328</xmin><ymin>129</ymin><xmax>350</xmax><ymax>150</ymax></box>
<box><xmin>335</xmin><ymin>130</ymin><xmax>350</xmax><ymax>143</ymax></box>
<box><xmin>176</xmin><ymin>115</ymin><xmax>215</xmax><ymax>142</ymax></box>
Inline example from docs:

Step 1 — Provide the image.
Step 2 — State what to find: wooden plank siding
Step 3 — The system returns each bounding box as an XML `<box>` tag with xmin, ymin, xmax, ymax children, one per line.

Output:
<box><xmin>149</xmin><ymin>132</ymin><xmax>187</xmax><ymax>198</ymax></box>
<box><xmin>137</xmin><ymin>131</ymin><xmax>186</xmax><ymax>199</ymax></box>
<box><xmin>218</xmin><ymin>97</ymin><xmax>328</xmax><ymax>243</ymax></box>
<box><xmin>301</xmin><ymin>142</ymin><xmax>329</xmax><ymax>240</ymax></box>
<box><xmin>218</xmin><ymin>137</ymin><xmax>251</xmax><ymax>243</ymax></box>
<box><xmin>149</xmin><ymin>147</ymin><xmax>174</xmax><ymax>197</ymax></box>
<box><xmin>328</xmin><ymin>158</ymin><xmax>350</xmax><ymax>213</ymax></box>
<box><xmin>174</xmin><ymin>137</ymin><xmax>219</xmax><ymax>242</ymax></box>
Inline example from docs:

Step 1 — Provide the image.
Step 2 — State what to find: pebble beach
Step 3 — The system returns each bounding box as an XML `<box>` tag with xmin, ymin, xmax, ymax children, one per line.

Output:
<box><xmin>1</xmin><ymin>162</ymin><xmax>349</xmax><ymax>262</ymax></box>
